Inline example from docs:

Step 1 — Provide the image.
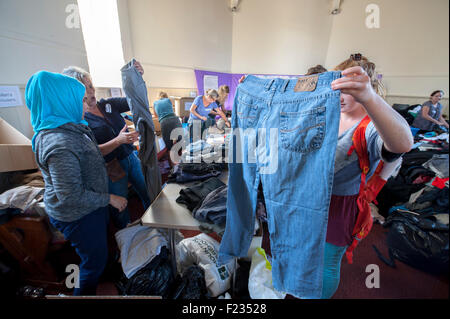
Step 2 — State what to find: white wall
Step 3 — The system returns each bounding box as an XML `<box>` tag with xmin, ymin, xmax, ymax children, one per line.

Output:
<box><xmin>0</xmin><ymin>0</ymin><xmax>89</xmax><ymax>138</ymax></box>
<box><xmin>231</xmin><ymin>0</ymin><xmax>333</xmax><ymax>75</ymax></box>
<box><xmin>324</xmin><ymin>0</ymin><xmax>449</xmax><ymax>113</ymax></box>
<box><xmin>1</xmin><ymin>0</ymin><xmax>449</xmax><ymax>139</ymax></box>
<box><xmin>125</xmin><ymin>0</ymin><xmax>233</xmax><ymax>89</ymax></box>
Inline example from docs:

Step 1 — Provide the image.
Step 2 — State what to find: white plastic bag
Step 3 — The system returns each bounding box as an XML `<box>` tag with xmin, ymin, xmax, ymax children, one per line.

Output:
<box><xmin>176</xmin><ymin>233</ymin><xmax>236</xmax><ymax>297</ymax></box>
<box><xmin>248</xmin><ymin>248</ymin><xmax>286</xmax><ymax>299</ymax></box>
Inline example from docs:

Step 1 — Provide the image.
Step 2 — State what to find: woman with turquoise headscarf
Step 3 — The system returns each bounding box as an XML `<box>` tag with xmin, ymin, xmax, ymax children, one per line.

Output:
<box><xmin>25</xmin><ymin>71</ymin><xmax>127</xmax><ymax>295</ymax></box>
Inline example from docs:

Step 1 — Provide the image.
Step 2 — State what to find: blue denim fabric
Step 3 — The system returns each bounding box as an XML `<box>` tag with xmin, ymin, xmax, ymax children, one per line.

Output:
<box><xmin>109</xmin><ymin>151</ymin><xmax>151</xmax><ymax>229</ymax></box>
<box><xmin>218</xmin><ymin>72</ymin><xmax>341</xmax><ymax>298</ymax></box>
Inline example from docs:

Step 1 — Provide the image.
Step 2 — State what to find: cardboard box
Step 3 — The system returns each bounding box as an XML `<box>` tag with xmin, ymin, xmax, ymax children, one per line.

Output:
<box><xmin>0</xmin><ymin>117</ymin><xmax>38</xmax><ymax>173</ymax></box>
<box><xmin>174</xmin><ymin>97</ymin><xmax>195</xmax><ymax>118</ymax></box>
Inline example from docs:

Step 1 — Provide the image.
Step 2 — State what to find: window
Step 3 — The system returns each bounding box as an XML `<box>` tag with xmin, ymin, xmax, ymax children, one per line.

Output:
<box><xmin>77</xmin><ymin>0</ymin><xmax>124</xmax><ymax>87</ymax></box>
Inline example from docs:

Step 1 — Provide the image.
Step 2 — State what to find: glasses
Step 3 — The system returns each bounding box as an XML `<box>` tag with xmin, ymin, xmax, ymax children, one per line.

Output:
<box><xmin>350</xmin><ymin>53</ymin><xmax>362</xmax><ymax>61</ymax></box>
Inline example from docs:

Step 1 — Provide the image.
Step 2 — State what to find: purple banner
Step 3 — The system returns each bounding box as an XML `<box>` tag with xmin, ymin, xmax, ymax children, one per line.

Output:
<box><xmin>194</xmin><ymin>70</ymin><xmax>301</xmax><ymax>111</ymax></box>
<box><xmin>194</xmin><ymin>70</ymin><xmax>238</xmax><ymax>110</ymax></box>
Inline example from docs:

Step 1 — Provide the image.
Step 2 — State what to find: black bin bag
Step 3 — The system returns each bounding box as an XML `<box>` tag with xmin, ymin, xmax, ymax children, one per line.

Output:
<box><xmin>373</xmin><ymin>210</ymin><xmax>449</xmax><ymax>275</ymax></box>
<box><xmin>118</xmin><ymin>247</ymin><xmax>174</xmax><ymax>298</ymax></box>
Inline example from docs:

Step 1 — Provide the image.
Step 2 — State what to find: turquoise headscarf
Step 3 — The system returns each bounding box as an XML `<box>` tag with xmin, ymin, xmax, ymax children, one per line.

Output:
<box><xmin>25</xmin><ymin>71</ymin><xmax>88</xmax><ymax>151</ymax></box>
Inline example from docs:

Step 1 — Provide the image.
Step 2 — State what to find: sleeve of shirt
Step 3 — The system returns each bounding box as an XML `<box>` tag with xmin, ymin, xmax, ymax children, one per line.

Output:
<box><xmin>366</xmin><ymin>122</ymin><xmax>403</xmax><ymax>163</ymax></box>
<box><xmin>46</xmin><ymin>148</ymin><xmax>110</xmax><ymax>211</ymax></box>
<box><xmin>193</xmin><ymin>96</ymin><xmax>202</xmax><ymax>107</ymax></box>
<box><xmin>102</xmin><ymin>97</ymin><xmax>130</xmax><ymax>113</ymax></box>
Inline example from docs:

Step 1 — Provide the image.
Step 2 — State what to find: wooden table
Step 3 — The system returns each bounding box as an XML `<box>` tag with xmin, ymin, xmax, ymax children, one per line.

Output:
<box><xmin>140</xmin><ymin>172</ymin><xmax>228</xmax><ymax>274</ymax></box>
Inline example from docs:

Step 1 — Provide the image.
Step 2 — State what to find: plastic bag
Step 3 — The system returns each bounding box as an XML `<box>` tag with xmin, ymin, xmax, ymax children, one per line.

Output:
<box><xmin>374</xmin><ymin>210</ymin><xmax>449</xmax><ymax>275</ymax></box>
<box><xmin>176</xmin><ymin>233</ymin><xmax>236</xmax><ymax>297</ymax></box>
<box><xmin>248</xmin><ymin>248</ymin><xmax>286</xmax><ymax>299</ymax></box>
<box><xmin>170</xmin><ymin>265</ymin><xmax>208</xmax><ymax>299</ymax></box>
<box><xmin>119</xmin><ymin>247</ymin><xmax>174</xmax><ymax>297</ymax></box>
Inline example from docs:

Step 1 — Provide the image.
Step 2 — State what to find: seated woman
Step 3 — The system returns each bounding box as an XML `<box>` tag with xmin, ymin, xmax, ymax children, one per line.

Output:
<box><xmin>188</xmin><ymin>89</ymin><xmax>227</xmax><ymax>139</ymax></box>
<box><xmin>62</xmin><ymin>62</ymin><xmax>150</xmax><ymax>230</ymax></box>
<box><xmin>153</xmin><ymin>91</ymin><xmax>182</xmax><ymax>157</ymax></box>
<box><xmin>412</xmin><ymin>90</ymin><xmax>449</xmax><ymax>132</ymax></box>
<box><xmin>26</xmin><ymin>71</ymin><xmax>127</xmax><ymax>295</ymax></box>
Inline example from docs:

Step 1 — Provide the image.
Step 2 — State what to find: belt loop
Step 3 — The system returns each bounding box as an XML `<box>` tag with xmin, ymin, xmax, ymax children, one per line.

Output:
<box><xmin>265</xmin><ymin>79</ymin><xmax>275</xmax><ymax>91</ymax></box>
<box><xmin>281</xmin><ymin>79</ymin><xmax>289</xmax><ymax>93</ymax></box>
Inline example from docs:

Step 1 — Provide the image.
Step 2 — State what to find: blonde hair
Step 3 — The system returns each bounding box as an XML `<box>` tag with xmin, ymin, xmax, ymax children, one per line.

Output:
<box><xmin>305</xmin><ymin>65</ymin><xmax>327</xmax><ymax>76</ymax></box>
<box><xmin>205</xmin><ymin>89</ymin><xmax>219</xmax><ymax>100</ymax></box>
<box><xmin>159</xmin><ymin>91</ymin><xmax>169</xmax><ymax>99</ymax></box>
<box><xmin>217</xmin><ymin>85</ymin><xmax>230</xmax><ymax>105</ymax></box>
<box><xmin>334</xmin><ymin>54</ymin><xmax>386</xmax><ymax>98</ymax></box>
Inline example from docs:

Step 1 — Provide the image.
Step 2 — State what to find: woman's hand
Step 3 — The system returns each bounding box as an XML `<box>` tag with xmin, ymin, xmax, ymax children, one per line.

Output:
<box><xmin>200</xmin><ymin>116</ymin><xmax>208</xmax><ymax>121</ymax></box>
<box><xmin>115</xmin><ymin>124</ymin><xmax>139</xmax><ymax>145</ymax></box>
<box><xmin>331</xmin><ymin>66</ymin><xmax>376</xmax><ymax>105</ymax></box>
<box><xmin>134</xmin><ymin>61</ymin><xmax>144</xmax><ymax>75</ymax></box>
<box><xmin>109</xmin><ymin>194</ymin><xmax>128</xmax><ymax>212</ymax></box>
<box><xmin>225</xmin><ymin>121</ymin><xmax>231</xmax><ymax>128</ymax></box>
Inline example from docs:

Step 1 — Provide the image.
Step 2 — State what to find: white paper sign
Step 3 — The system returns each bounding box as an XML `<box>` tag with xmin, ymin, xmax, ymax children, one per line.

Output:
<box><xmin>110</xmin><ymin>87</ymin><xmax>123</xmax><ymax>97</ymax></box>
<box><xmin>203</xmin><ymin>75</ymin><xmax>218</xmax><ymax>93</ymax></box>
<box><xmin>0</xmin><ymin>86</ymin><xmax>23</xmax><ymax>107</ymax></box>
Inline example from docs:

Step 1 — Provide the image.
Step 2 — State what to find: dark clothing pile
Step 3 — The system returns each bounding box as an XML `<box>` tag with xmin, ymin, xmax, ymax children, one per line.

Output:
<box><xmin>373</xmin><ymin>123</ymin><xmax>449</xmax><ymax>274</ymax></box>
<box><xmin>192</xmin><ymin>185</ymin><xmax>228</xmax><ymax>227</ymax></box>
<box><xmin>176</xmin><ymin>177</ymin><xmax>225</xmax><ymax>212</ymax></box>
<box><xmin>168</xmin><ymin>163</ymin><xmax>225</xmax><ymax>183</ymax></box>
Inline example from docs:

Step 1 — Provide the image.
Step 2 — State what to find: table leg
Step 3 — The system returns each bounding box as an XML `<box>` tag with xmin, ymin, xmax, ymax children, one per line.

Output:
<box><xmin>169</xmin><ymin>229</ymin><xmax>177</xmax><ymax>276</ymax></box>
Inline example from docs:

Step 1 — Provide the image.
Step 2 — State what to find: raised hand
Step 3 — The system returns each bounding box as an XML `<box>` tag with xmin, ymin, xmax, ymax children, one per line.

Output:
<box><xmin>331</xmin><ymin>66</ymin><xmax>376</xmax><ymax>105</ymax></box>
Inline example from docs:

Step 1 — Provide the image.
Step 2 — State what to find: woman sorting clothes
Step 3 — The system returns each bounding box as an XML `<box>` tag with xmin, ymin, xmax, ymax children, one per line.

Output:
<box><xmin>412</xmin><ymin>90</ymin><xmax>449</xmax><ymax>132</ymax></box>
<box><xmin>62</xmin><ymin>61</ymin><xmax>150</xmax><ymax>230</ymax></box>
<box><xmin>153</xmin><ymin>91</ymin><xmax>182</xmax><ymax>152</ymax></box>
<box><xmin>25</xmin><ymin>71</ymin><xmax>128</xmax><ymax>295</ymax></box>
<box><xmin>188</xmin><ymin>89</ymin><xmax>228</xmax><ymax>139</ymax></box>
<box><xmin>208</xmin><ymin>85</ymin><xmax>231</xmax><ymax>131</ymax></box>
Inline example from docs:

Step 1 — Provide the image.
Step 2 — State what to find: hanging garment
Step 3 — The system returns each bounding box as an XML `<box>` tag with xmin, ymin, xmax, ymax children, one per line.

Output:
<box><xmin>121</xmin><ymin>59</ymin><xmax>161</xmax><ymax>203</ymax></box>
<box><xmin>218</xmin><ymin>72</ymin><xmax>342</xmax><ymax>299</ymax></box>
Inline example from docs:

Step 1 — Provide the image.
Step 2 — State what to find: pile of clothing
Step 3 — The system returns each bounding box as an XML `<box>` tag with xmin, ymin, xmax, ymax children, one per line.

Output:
<box><xmin>374</xmin><ymin>130</ymin><xmax>449</xmax><ymax>274</ymax></box>
<box><xmin>376</xmin><ymin>133</ymin><xmax>449</xmax><ymax>217</ymax></box>
<box><xmin>411</xmin><ymin>131</ymin><xmax>449</xmax><ymax>152</ymax></box>
<box><xmin>0</xmin><ymin>171</ymin><xmax>45</xmax><ymax>225</ymax></box>
<box><xmin>167</xmin><ymin>162</ymin><xmax>225</xmax><ymax>184</ymax></box>
<box><xmin>176</xmin><ymin>177</ymin><xmax>228</xmax><ymax>235</ymax></box>
<box><xmin>181</xmin><ymin>134</ymin><xmax>230</xmax><ymax>164</ymax></box>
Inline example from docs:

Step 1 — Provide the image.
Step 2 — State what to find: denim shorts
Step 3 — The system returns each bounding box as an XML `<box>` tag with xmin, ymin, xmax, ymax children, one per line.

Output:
<box><xmin>218</xmin><ymin>71</ymin><xmax>341</xmax><ymax>298</ymax></box>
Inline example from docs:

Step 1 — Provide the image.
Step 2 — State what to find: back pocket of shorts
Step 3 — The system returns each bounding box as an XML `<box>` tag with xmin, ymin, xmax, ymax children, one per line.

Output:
<box><xmin>280</xmin><ymin>106</ymin><xmax>326</xmax><ymax>153</ymax></box>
